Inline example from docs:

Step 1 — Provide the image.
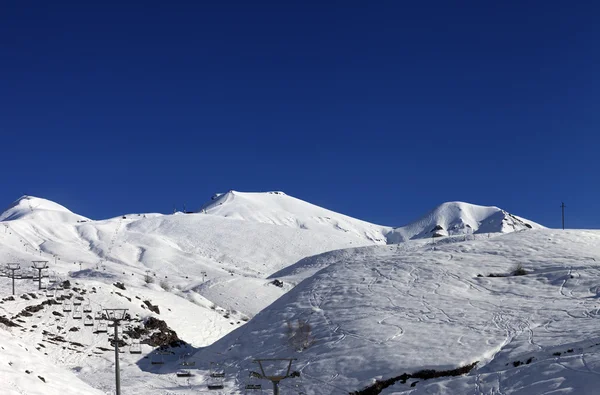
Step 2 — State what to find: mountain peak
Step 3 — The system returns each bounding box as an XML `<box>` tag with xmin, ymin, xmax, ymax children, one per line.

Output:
<box><xmin>388</xmin><ymin>201</ymin><xmax>542</xmax><ymax>242</ymax></box>
<box><xmin>198</xmin><ymin>190</ymin><xmax>390</xmax><ymax>244</ymax></box>
<box><xmin>0</xmin><ymin>195</ymin><xmax>89</xmax><ymax>222</ymax></box>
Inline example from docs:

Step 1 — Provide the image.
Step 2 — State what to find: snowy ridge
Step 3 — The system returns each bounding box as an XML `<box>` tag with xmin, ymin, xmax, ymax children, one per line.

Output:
<box><xmin>388</xmin><ymin>201</ymin><xmax>542</xmax><ymax>242</ymax></box>
<box><xmin>0</xmin><ymin>196</ymin><xmax>89</xmax><ymax>223</ymax></box>
<box><xmin>200</xmin><ymin>190</ymin><xmax>391</xmax><ymax>244</ymax></box>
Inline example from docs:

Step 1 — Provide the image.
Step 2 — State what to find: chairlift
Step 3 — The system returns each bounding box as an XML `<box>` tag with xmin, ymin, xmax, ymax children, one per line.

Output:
<box><xmin>179</xmin><ymin>352</ymin><xmax>196</xmax><ymax>367</ymax></box>
<box><xmin>176</xmin><ymin>368</ymin><xmax>192</xmax><ymax>377</ymax></box>
<box><xmin>83</xmin><ymin>302</ymin><xmax>92</xmax><ymax>313</ymax></box>
<box><xmin>73</xmin><ymin>305</ymin><xmax>82</xmax><ymax>319</ymax></box>
<box><xmin>95</xmin><ymin>321</ymin><xmax>108</xmax><ymax>333</ymax></box>
<box><xmin>129</xmin><ymin>340</ymin><xmax>142</xmax><ymax>354</ymax></box>
<box><xmin>73</xmin><ymin>298</ymin><xmax>82</xmax><ymax>306</ymax></box>
<box><xmin>245</xmin><ymin>384</ymin><xmax>262</xmax><ymax>394</ymax></box>
<box><xmin>63</xmin><ymin>302</ymin><xmax>72</xmax><ymax>313</ymax></box>
<box><xmin>84</xmin><ymin>316</ymin><xmax>94</xmax><ymax>327</ymax></box>
<box><xmin>207</xmin><ymin>362</ymin><xmax>225</xmax><ymax>390</ymax></box>
<box><xmin>245</xmin><ymin>373</ymin><xmax>263</xmax><ymax>394</ymax></box>
<box><xmin>45</xmin><ymin>288</ymin><xmax>54</xmax><ymax>298</ymax></box>
<box><xmin>151</xmin><ymin>351</ymin><xmax>167</xmax><ymax>365</ymax></box>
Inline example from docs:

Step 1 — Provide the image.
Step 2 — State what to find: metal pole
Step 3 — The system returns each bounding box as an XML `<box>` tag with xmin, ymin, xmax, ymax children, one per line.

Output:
<box><xmin>37</xmin><ymin>268</ymin><xmax>42</xmax><ymax>290</ymax></box>
<box><xmin>273</xmin><ymin>381</ymin><xmax>279</xmax><ymax>395</ymax></box>
<box><xmin>114</xmin><ymin>321</ymin><xmax>121</xmax><ymax>395</ymax></box>
<box><xmin>11</xmin><ymin>271</ymin><xmax>15</xmax><ymax>295</ymax></box>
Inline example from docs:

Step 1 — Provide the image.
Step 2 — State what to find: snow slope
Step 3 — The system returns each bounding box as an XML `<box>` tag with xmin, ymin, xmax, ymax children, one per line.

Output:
<box><xmin>200</xmin><ymin>190</ymin><xmax>391</xmax><ymax>244</ymax></box>
<box><xmin>387</xmin><ymin>201</ymin><xmax>542</xmax><ymax>242</ymax></box>
<box><xmin>0</xmin><ymin>328</ymin><xmax>105</xmax><ymax>395</ymax></box>
<box><xmin>188</xmin><ymin>229</ymin><xmax>600</xmax><ymax>395</ymax></box>
<box><xmin>0</xmin><ymin>193</ymin><xmax>550</xmax><ymax>394</ymax></box>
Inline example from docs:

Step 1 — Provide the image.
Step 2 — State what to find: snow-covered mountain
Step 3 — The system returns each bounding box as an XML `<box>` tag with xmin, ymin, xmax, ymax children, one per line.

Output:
<box><xmin>0</xmin><ymin>195</ymin><xmax>89</xmax><ymax>223</ymax></box>
<box><xmin>387</xmin><ymin>201</ymin><xmax>542</xmax><ymax>243</ymax></box>
<box><xmin>200</xmin><ymin>190</ymin><xmax>391</xmax><ymax>244</ymax></box>
<box><xmin>0</xmin><ymin>192</ymin><xmax>554</xmax><ymax>395</ymax></box>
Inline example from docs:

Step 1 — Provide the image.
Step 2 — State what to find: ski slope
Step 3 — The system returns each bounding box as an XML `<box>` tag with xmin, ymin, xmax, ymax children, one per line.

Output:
<box><xmin>0</xmin><ymin>193</ymin><xmax>558</xmax><ymax>394</ymax></box>
<box><xmin>189</xmin><ymin>229</ymin><xmax>600</xmax><ymax>395</ymax></box>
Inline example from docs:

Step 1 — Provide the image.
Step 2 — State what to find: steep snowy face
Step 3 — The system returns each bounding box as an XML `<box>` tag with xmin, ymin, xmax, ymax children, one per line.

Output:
<box><xmin>387</xmin><ymin>201</ymin><xmax>542</xmax><ymax>243</ymax></box>
<box><xmin>199</xmin><ymin>190</ymin><xmax>391</xmax><ymax>244</ymax></box>
<box><xmin>0</xmin><ymin>196</ymin><xmax>89</xmax><ymax>223</ymax></box>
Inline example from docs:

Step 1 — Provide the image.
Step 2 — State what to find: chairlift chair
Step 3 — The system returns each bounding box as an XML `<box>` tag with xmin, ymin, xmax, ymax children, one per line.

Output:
<box><xmin>179</xmin><ymin>353</ymin><xmax>196</xmax><ymax>367</ymax></box>
<box><xmin>245</xmin><ymin>384</ymin><xmax>262</xmax><ymax>394</ymax></box>
<box><xmin>245</xmin><ymin>374</ymin><xmax>263</xmax><ymax>395</ymax></box>
<box><xmin>207</xmin><ymin>362</ymin><xmax>225</xmax><ymax>390</ymax></box>
<box><xmin>72</xmin><ymin>305</ymin><xmax>82</xmax><ymax>319</ymax></box>
<box><xmin>151</xmin><ymin>351</ymin><xmax>166</xmax><ymax>365</ymax></box>
<box><xmin>84</xmin><ymin>316</ymin><xmax>94</xmax><ymax>327</ymax></box>
<box><xmin>45</xmin><ymin>288</ymin><xmax>54</xmax><ymax>298</ymax></box>
<box><xmin>83</xmin><ymin>302</ymin><xmax>92</xmax><ymax>313</ymax></box>
<box><xmin>176</xmin><ymin>368</ymin><xmax>192</xmax><ymax>378</ymax></box>
<box><xmin>129</xmin><ymin>340</ymin><xmax>142</xmax><ymax>354</ymax></box>
<box><xmin>95</xmin><ymin>321</ymin><xmax>108</xmax><ymax>333</ymax></box>
<box><xmin>63</xmin><ymin>302</ymin><xmax>72</xmax><ymax>313</ymax></box>
<box><xmin>73</xmin><ymin>298</ymin><xmax>82</xmax><ymax>306</ymax></box>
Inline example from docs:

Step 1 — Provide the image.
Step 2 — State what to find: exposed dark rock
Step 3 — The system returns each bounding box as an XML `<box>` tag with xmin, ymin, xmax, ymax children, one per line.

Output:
<box><xmin>115</xmin><ymin>292</ymin><xmax>132</xmax><ymax>302</ymax></box>
<box><xmin>143</xmin><ymin>300</ymin><xmax>160</xmax><ymax>314</ymax></box>
<box><xmin>144</xmin><ymin>317</ymin><xmax>184</xmax><ymax>348</ymax></box>
<box><xmin>351</xmin><ymin>362</ymin><xmax>478</xmax><ymax>395</ymax></box>
<box><xmin>0</xmin><ymin>316</ymin><xmax>20</xmax><ymax>327</ymax></box>
<box><xmin>113</xmin><ymin>282</ymin><xmax>126</xmax><ymax>290</ymax></box>
<box><xmin>271</xmin><ymin>279</ymin><xmax>284</xmax><ymax>288</ymax></box>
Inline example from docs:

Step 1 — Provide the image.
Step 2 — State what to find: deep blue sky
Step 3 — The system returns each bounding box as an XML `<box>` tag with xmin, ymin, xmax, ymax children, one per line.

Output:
<box><xmin>1</xmin><ymin>1</ymin><xmax>598</xmax><ymax>228</ymax></box>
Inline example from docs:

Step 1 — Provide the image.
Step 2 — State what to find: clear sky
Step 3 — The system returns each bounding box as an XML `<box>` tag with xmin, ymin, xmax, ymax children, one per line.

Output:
<box><xmin>1</xmin><ymin>1</ymin><xmax>598</xmax><ymax>228</ymax></box>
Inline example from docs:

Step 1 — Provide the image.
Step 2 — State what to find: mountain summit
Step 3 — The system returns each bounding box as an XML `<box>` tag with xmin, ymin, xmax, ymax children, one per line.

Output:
<box><xmin>199</xmin><ymin>192</ymin><xmax>542</xmax><ymax>244</ymax></box>
<box><xmin>388</xmin><ymin>201</ymin><xmax>542</xmax><ymax>243</ymax></box>
<box><xmin>0</xmin><ymin>195</ymin><xmax>89</xmax><ymax>222</ymax></box>
<box><xmin>199</xmin><ymin>190</ymin><xmax>391</xmax><ymax>244</ymax></box>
